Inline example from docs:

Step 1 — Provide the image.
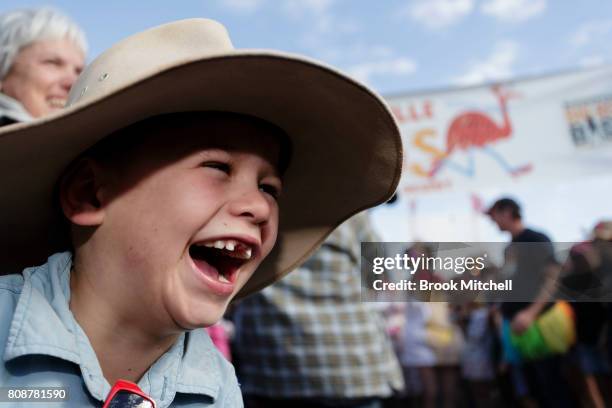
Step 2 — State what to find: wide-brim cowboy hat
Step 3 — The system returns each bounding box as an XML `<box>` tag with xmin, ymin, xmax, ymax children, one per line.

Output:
<box><xmin>0</xmin><ymin>18</ymin><xmax>402</xmax><ymax>298</ymax></box>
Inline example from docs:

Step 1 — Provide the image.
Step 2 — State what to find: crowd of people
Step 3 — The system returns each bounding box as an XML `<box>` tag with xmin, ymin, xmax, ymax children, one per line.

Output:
<box><xmin>223</xmin><ymin>199</ymin><xmax>612</xmax><ymax>408</ymax></box>
<box><xmin>1</xmin><ymin>6</ymin><xmax>611</xmax><ymax>408</ymax></box>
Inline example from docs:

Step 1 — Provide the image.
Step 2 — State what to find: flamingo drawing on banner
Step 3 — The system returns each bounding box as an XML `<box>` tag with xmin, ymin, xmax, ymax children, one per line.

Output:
<box><xmin>429</xmin><ymin>85</ymin><xmax>532</xmax><ymax>178</ymax></box>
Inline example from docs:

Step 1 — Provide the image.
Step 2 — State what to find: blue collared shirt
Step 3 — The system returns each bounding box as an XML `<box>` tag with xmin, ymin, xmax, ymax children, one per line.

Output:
<box><xmin>0</xmin><ymin>252</ymin><xmax>243</xmax><ymax>407</ymax></box>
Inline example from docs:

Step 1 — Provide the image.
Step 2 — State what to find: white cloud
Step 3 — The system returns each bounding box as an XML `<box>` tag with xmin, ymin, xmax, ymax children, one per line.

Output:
<box><xmin>218</xmin><ymin>0</ymin><xmax>335</xmax><ymax>16</ymax></box>
<box><xmin>579</xmin><ymin>55</ymin><xmax>606</xmax><ymax>68</ymax></box>
<box><xmin>403</xmin><ymin>0</ymin><xmax>475</xmax><ymax>30</ymax></box>
<box><xmin>295</xmin><ymin>0</ymin><xmax>361</xmax><ymax>52</ymax></box>
<box><xmin>312</xmin><ymin>15</ymin><xmax>359</xmax><ymax>36</ymax></box>
<box><xmin>319</xmin><ymin>43</ymin><xmax>394</xmax><ymax>62</ymax></box>
<box><xmin>218</xmin><ymin>0</ymin><xmax>264</xmax><ymax>13</ymax></box>
<box><xmin>570</xmin><ymin>20</ymin><xmax>612</xmax><ymax>48</ymax></box>
<box><xmin>282</xmin><ymin>0</ymin><xmax>335</xmax><ymax>17</ymax></box>
<box><xmin>358</xmin><ymin>45</ymin><xmax>394</xmax><ymax>59</ymax></box>
<box><xmin>347</xmin><ymin>57</ymin><xmax>417</xmax><ymax>85</ymax></box>
<box><xmin>276</xmin><ymin>0</ymin><xmax>359</xmax><ymax>38</ymax></box>
<box><xmin>453</xmin><ymin>40</ymin><xmax>519</xmax><ymax>86</ymax></box>
<box><xmin>481</xmin><ymin>0</ymin><xmax>547</xmax><ymax>22</ymax></box>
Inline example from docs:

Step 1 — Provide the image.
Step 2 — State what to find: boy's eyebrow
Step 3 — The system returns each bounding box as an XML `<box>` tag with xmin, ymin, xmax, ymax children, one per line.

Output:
<box><xmin>192</xmin><ymin>148</ymin><xmax>283</xmax><ymax>178</ymax></box>
<box><xmin>265</xmin><ymin>167</ymin><xmax>283</xmax><ymax>181</ymax></box>
<box><xmin>193</xmin><ymin>148</ymin><xmax>232</xmax><ymax>159</ymax></box>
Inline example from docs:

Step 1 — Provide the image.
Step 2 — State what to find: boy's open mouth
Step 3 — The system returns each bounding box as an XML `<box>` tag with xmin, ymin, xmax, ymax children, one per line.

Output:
<box><xmin>189</xmin><ymin>239</ymin><xmax>253</xmax><ymax>285</ymax></box>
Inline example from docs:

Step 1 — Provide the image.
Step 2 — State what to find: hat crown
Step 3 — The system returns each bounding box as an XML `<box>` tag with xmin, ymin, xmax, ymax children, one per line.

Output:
<box><xmin>67</xmin><ymin>19</ymin><xmax>234</xmax><ymax>106</ymax></box>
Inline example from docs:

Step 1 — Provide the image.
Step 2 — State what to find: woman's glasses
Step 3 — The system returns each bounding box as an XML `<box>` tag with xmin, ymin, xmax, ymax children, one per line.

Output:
<box><xmin>102</xmin><ymin>380</ymin><xmax>156</xmax><ymax>408</ymax></box>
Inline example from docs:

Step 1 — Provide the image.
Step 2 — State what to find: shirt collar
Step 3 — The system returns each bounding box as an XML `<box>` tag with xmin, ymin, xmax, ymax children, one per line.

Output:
<box><xmin>0</xmin><ymin>92</ymin><xmax>33</xmax><ymax>123</ymax></box>
<box><xmin>3</xmin><ymin>252</ymin><xmax>222</xmax><ymax>404</ymax></box>
<box><xmin>175</xmin><ymin>328</ymin><xmax>223</xmax><ymax>398</ymax></box>
<box><xmin>3</xmin><ymin>252</ymin><xmax>79</xmax><ymax>365</ymax></box>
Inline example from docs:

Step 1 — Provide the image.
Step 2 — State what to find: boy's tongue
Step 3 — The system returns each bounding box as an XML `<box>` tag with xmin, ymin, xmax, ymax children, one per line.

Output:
<box><xmin>194</xmin><ymin>258</ymin><xmax>219</xmax><ymax>280</ymax></box>
<box><xmin>193</xmin><ymin>257</ymin><xmax>234</xmax><ymax>285</ymax></box>
<box><xmin>190</xmin><ymin>245</ymin><xmax>236</xmax><ymax>284</ymax></box>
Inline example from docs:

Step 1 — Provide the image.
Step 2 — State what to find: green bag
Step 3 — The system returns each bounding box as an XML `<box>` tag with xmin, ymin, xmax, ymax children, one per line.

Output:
<box><xmin>510</xmin><ymin>301</ymin><xmax>576</xmax><ymax>360</ymax></box>
<box><xmin>537</xmin><ymin>301</ymin><xmax>575</xmax><ymax>354</ymax></box>
<box><xmin>510</xmin><ymin>322</ymin><xmax>552</xmax><ymax>360</ymax></box>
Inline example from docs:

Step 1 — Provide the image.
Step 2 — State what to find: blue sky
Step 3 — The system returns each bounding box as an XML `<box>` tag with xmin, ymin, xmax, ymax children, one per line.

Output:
<box><xmin>4</xmin><ymin>0</ymin><xmax>612</xmax><ymax>95</ymax></box>
<box><xmin>2</xmin><ymin>0</ymin><xmax>611</xmax><ymax>242</ymax></box>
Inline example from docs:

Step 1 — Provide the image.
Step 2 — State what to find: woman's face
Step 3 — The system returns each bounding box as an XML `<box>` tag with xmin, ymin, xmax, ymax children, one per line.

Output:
<box><xmin>1</xmin><ymin>38</ymin><xmax>84</xmax><ymax>118</ymax></box>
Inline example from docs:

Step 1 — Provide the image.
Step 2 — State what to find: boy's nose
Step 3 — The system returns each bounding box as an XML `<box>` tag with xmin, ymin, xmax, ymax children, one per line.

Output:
<box><xmin>228</xmin><ymin>189</ymin><xmax>273</xmax><ymax>226</ymax></box>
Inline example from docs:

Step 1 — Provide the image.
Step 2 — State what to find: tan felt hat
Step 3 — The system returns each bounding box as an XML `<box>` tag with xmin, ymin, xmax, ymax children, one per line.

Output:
<box><xmin>0</xmin><ymin>18</ymin><xmax>402</xmax><ymax>298</ymax></box>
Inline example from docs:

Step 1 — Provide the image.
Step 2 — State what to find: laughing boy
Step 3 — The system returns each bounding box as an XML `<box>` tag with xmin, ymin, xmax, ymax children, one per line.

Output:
<box><xmin>0</xmin><ymin>19</ymin><xmax>402</xmax><ymax>407</ymax></box>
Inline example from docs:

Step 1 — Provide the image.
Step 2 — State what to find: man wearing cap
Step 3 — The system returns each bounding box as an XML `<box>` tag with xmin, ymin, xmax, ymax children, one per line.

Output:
<box><xmin>487</xmin><ymin>197</ymin><xmax>574</xmax><ymax>407</ymax></box>
<box><xmin>486</xmin><ymin>198</ymin><xmax>557</xmax><ymax>326</ymax></box>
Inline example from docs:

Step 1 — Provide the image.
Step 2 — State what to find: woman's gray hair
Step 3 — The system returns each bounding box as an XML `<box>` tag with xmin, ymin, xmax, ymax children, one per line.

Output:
<box><xmin>0</xmin><ymin>7</ymin><xmax>87</xmax><ymax>80</ymax></box>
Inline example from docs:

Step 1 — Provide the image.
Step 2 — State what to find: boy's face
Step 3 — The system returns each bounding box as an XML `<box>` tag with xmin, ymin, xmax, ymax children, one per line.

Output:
<box><xmin>91</xmin><ymin>114</ymin><xmax>283</xmax><ymax>329</ymax></box>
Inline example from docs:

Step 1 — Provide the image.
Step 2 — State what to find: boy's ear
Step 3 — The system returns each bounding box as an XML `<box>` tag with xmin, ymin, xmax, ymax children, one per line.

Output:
<box><xmin>59</xmin><ymin>158</ymin><xmax>108</xmax><ymax>226</ymax></box>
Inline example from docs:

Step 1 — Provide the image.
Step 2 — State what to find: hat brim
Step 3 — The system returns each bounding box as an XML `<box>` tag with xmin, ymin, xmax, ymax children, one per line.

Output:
<box><xmin>0</xmin><ymin>51</ymin><xmax>402</xmax><ymax>298</ymax></box>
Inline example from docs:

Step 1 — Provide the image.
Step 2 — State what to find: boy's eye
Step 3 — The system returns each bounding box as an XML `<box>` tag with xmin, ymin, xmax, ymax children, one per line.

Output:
<box><xmin>203</xmin><ymin>162</ymin><xmax>230</xmax><ymax>174</ymax></box>
<box><xmin>259</xmin><ymin>184</ymin><xmax>280</xmax><ymax>200</ymax></box>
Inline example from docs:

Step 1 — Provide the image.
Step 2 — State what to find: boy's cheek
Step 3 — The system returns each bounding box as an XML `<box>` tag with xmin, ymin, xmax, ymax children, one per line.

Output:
<box><xmin>262</xmin><ymin>212</ymin><xmax>280</xmax><ymax>252</ymax></box>
<box><xmin>261</xmin><ymin>228</ymin><xmax>279</xmax><ymax>259</ymax></box>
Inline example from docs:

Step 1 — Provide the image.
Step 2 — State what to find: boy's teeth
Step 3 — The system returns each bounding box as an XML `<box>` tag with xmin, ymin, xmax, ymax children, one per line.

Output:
<box><xmin>218</xmin><ymin>274</ymin><xmax>231</xmax><ymax>284</ymax></box>
<box><xmin>206</xmin><ymin>239</ymin><xmax>238</xmax><ymax>251</ymax></box>
<box><xmin>196</xmin><ymin>239</ymin><xmax>254</xmax><ymax>258</ymax></box>
<box><xmin>229</xmin><ymin>247</ymin><xmax>252</xmax><ymax>260</ymax></box>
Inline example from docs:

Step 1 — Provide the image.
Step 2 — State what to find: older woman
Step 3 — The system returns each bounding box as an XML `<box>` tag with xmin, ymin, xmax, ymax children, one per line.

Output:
<box><xmin>0</xmin><ymin>7</ymin><xmax>86</xmax><ymax>126</ymax></box>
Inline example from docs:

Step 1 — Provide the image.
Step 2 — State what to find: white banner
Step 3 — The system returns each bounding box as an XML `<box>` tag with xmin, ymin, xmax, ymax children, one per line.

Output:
<box><xmin>386</xmin><ymin>66</ymin><xmax>612</xmax><ymax>195</ymax></box>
